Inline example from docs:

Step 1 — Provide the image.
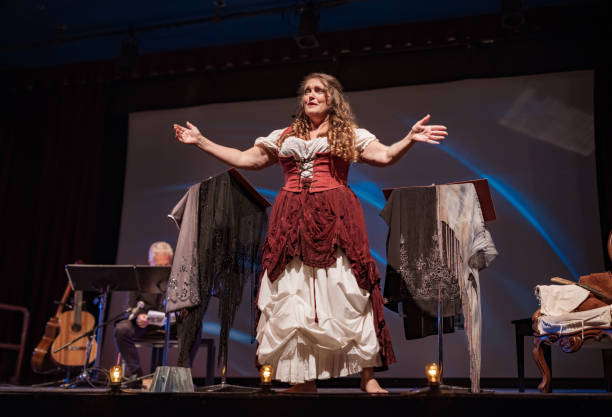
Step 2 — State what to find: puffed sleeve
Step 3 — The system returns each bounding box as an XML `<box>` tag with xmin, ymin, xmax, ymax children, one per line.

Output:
<box><xmin>254</xmin><ymin>129</ymin><xmax>283</xmax><ymax>155</ymax></box>
<box><xmin>354</xmin><ymin>128</ymin><xmax>378</xmax><ymax>152</ymax></box>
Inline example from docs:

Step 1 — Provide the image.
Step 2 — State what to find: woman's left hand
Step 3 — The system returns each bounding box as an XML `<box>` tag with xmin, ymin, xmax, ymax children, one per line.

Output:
<box><xmin>409</xmin><ymin>114</ymin><xmax>448</xmax><ymax>144</ymax></box>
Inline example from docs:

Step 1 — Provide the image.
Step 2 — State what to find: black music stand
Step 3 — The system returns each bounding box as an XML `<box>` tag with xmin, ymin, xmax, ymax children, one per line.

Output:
<box><xmin>134</xmin><ymin>265</ymin><xmax>172</xmax><ymax>365</ymax></box>
<box><xmin>383</xmin><ymin>180</ymin><xmax>495</xmax><ymax>394</ymax></box>
<box><xmin>64</xmin><ymin>264</ymin><xmax>141</xmax><ymax>385</ymax></box>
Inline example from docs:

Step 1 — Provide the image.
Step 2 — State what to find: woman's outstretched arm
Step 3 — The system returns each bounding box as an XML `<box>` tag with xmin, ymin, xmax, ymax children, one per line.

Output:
<box><xmin>360</xmin><ymin>114</ymin><xmax>447</xmax><ymax>167</ymax></box>
<box><xmin>174</xmin><ymin>121</ymin><xmax>274</xmax><ymax>170</ymax></box>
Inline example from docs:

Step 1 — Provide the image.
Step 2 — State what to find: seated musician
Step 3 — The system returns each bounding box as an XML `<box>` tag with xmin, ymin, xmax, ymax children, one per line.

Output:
<box><xmin>113</xmin><ymin>241</ymin><xmax>174</xmax><ymax>384</ymax></box>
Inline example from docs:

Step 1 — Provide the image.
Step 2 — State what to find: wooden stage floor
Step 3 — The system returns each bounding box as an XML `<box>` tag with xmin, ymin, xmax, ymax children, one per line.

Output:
<box><xmin>1</xmin><ymin>382</ymin><xmax>610</xmax><ymax>417</ymax></box>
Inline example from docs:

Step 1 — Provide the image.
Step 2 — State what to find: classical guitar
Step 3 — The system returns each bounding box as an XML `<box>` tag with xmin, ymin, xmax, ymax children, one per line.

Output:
<box><xmin>31</xmin><ymin>282</ymin><xmax>71</xmax><ymax>373</ymax></box>
<box><xmin>51</xmin><ymin>290</ymin><xmax>98</xmax><ymax>367</ymax></box>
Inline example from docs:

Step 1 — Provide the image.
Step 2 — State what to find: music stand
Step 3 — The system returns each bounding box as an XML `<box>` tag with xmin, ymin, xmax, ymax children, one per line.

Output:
<box><xmin>134</xmin><ymin>265</ymin><xmax>171</xmax><ymax>365</ymax></box>
<box><xmin>64</xmin><ymin>265</ymin><xmax>141</xmax><ymax>378</ymax></box>
<box><xmin>382</xmin><ymin>179</ymin><xmax>496</xmax><ymax>221</ymax></box>
<box><xmin>382</xmin><ymin>179</ymin><xmax>495</xmax><ymax>394</ymax></box>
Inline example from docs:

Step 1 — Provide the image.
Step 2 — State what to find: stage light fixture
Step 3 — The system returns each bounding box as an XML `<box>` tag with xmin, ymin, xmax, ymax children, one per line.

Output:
<box><xmin>501</xmin><ymin>0</ymin><xmax>525</xmax><ymax>32</ymax></box>
<box><xmin>295</xmin><ymin>5</ymin><xmax>319</xmax><ymax>49</ymax></box>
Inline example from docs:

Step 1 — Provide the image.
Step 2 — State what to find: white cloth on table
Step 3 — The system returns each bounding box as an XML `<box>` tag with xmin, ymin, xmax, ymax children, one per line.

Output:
<box><xmin>535</xmin><ymin>283</ymin><xmax>610</xmax><ymax>335</ymax></box>
<box><xmin>535</xmin><ymin>284</ymin><xmax>590</xmax><ymax>316</ymax></box>
<box><xmin>536</xmin><ymin>305</ymin><xmax>612</xmax><ymax>335</ymax></box>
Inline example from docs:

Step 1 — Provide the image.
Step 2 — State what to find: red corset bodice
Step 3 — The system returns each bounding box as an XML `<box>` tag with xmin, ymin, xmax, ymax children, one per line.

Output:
<box><xmin>279</xmin><ymin>152</ymin><xmax>350</xmax><ymax>193</ymax></box>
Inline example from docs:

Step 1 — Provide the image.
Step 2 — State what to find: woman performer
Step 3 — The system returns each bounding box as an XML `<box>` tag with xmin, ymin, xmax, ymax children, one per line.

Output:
<box><xmin>173</xmin><ymin>73</ymin><xmax>447</xmax><ymax>393</ymax></box>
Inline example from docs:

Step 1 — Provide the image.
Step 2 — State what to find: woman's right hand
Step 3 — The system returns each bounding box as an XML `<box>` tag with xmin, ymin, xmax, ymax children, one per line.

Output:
<box><xmin>174</xmin><ymin>121</ymin><xmax>203</xmax><ymax>145</ymax></box>
<box><xmin>172</xmin><ymin>121</ymin><xmax>273</xmax><ymax>170</ymax></box>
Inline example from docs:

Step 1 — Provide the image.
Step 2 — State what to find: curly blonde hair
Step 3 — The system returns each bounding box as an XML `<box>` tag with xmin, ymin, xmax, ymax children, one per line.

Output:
<box><xmin>278</xmin><ymin>73</ymin><xmax>358</xmax><ymax>162</ymax></box>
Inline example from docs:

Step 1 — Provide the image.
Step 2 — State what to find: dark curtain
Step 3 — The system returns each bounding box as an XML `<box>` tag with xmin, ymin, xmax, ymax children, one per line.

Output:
<box><xmin>0</xmin><ymin>78</ymin><xmax>125</xmax><ymax>384</ymax></box>
<box><xmin>594</xmin><ymin>66</ymin><xmax>612</xmax><ymax>271</ymax></box>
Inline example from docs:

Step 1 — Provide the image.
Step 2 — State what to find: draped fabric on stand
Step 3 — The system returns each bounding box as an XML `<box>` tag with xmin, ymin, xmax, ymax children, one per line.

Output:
<box><xmin>381</xmin><ymin>187</ymin><xmax>460</xmax><ymax>340</ymax></box>
<box><xmin>381</xmin><ymin>183</ymin><xmax>498</xmax><ymax>392</ymax></box>
<box><xmin>166</xmin><ymin>171</ymin><xmax>268</xmax><ymax>368</ymax></box>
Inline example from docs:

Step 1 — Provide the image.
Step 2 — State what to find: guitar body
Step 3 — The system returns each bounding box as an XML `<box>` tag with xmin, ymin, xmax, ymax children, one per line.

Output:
<box><xmin>50</xmin><ymin>309</ymin><xmax>98</xmax><ymax>367</ymax></box>
<box><xmin>31</xmin><ymin>261</ymin><xmax>95</xmax><ymax>373</ymax></box>
<box><xmin>31</xmin><ymin>316</ymin><xmax>60</xmax><ymax>373</ymax></box>
<box><xmin>32</xmin><ymin>282</ymin><xmax>72</xmax><ymax>373</ymax></box>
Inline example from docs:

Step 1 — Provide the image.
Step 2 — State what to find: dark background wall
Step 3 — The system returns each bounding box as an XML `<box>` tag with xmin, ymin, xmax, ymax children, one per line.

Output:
<box><xmin>0</xmin><ymin>1</ymin><xmax>609</xmax><ymax>384</ymax></box>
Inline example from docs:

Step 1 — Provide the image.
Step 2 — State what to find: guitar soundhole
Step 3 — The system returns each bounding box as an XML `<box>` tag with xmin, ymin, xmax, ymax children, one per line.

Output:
<box><xmin>71</xmin><ymin>323</ymin><xmax>82</xmax><ymax>332</ymax></box>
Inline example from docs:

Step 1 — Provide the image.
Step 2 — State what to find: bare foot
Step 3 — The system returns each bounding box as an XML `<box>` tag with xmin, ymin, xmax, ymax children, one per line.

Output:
<box><xmin>360</xmin><ymin>377</ymin><xmax>388</xmax><ymax>393</ymax></box>
<box><xmin>360</xmin><ymin>367</ymin><xmax>388</xmax><ymax>394</ymax></box>
<box><xmin>284</xmin><ymin>380</ymin><xmax>317</xmax><ymax>393</ymax></box>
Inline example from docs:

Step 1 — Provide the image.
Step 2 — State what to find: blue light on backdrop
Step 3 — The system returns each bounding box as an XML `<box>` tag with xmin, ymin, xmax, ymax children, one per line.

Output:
<box><xmin>438</xmin><ymin>143</ymin><xmax>579</xmax><ymax>278</ymax></box>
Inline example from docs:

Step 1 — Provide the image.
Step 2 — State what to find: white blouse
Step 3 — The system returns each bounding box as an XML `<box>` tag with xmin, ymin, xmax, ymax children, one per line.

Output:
<box><xmin>254</xmin><ymin>128</ymin><xmax>377</xmax><ymax>178</ymax></box>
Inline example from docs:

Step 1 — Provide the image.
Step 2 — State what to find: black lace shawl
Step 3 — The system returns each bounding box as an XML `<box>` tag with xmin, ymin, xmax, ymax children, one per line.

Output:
<box><xmin>168</xmin><ymin>171</ymin><xmax>268</xmax><ymax>367</ymax></box>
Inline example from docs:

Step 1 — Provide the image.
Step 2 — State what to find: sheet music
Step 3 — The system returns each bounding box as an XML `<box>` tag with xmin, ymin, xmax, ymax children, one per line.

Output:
<box><xmin>147</xmin><ymin>310</ymin><xmax>166</xmax><ymax>327</ymax></box>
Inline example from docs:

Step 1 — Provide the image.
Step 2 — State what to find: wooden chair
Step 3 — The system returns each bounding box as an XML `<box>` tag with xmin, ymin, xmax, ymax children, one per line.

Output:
<box><xmin>532</xmin><ymin>230</ymin><xmax>612</xmax><ymax>392</ymax></box>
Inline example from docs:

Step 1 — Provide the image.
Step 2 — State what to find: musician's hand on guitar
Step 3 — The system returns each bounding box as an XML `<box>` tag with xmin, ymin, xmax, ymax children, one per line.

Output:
<box><xmin>136</xmin><ymin>313</ymin><xmax>149</xmax><ymax>328</ymax></box>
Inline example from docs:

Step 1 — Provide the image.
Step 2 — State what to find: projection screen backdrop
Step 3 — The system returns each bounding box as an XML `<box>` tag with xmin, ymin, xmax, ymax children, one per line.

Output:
<box><xmin>104</xmin><ymin>70</ymin><xmax>603</xmax><ymax>380</ymax></box>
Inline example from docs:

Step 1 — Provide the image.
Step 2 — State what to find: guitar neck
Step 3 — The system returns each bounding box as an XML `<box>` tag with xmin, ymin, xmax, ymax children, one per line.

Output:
<box><xmin>55</xmin><ymin>283</ymin><xmax>72</xmax><ymax>317</ymax></box>
<box><xmin>73</xmin><ymin>290</ymin><xmax>83</xmax><ymax>331</ymax></box>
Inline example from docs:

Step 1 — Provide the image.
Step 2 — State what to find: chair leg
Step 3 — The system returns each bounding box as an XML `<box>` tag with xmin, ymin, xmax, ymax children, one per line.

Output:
<box><xmin>602</xmin><ymin>349</ymin><xmax>612</xmax><ymax>392</ymax></box>
<box><xmin>543</xmin><ymin>343</ymin><xmax>552</xmax><ymax>376</ymax></box>
<box><xmin>150</xmin><ymin>347</ymin><xmax>157</xmax><ymax>374</ymax></box>
<box><xmin>206</xmin><ymin>340</ymin><xmax>216</xmax><ymax>386</ymax></box>
<box><xmin>150</xmin><ymin>347</ymin><xmax>163</xmax><ymax>373</ymax></box>
<box><xmin>515</xmin><ymin>324</ymin><xmax>525</xmax><ymax>392</ymax></box>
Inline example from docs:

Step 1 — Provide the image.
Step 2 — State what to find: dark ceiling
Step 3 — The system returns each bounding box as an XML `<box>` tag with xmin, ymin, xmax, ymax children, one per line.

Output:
<box><xmin>1</xmin><ymin>0</ymin><xmax>581</xmax><ymax>70</ymax></box>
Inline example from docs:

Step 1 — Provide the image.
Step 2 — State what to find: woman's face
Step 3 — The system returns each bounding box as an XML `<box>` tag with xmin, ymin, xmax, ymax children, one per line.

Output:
<box><xmin>303</xmin><ymin>77</ymin><xmax>329</xmax><ymax>120</ymax></box>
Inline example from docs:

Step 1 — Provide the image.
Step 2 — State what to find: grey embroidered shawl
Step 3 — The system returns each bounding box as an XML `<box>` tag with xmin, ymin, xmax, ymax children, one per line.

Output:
<box><xmin>381</xmin><ymin>183</ymin><xmax>497</xmax><ymax>392</ymax></box>
<box><xmin>167</xmin><ymin>184</ymin><xmax>200</xmax><ymax>311</ymax></box>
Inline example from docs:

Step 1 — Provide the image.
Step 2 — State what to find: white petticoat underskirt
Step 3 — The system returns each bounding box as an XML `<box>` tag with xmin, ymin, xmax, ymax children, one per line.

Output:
<box><xmin>256</xmin><ymin>249</ymin><xmax>381</xmax><ymax>384</ymax></box>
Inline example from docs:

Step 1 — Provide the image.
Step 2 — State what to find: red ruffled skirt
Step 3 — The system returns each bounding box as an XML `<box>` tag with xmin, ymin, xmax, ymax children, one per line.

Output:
<box><xmin>257</xmin><ymin>185</ymin><xmax>396</xmax><ymax>369</ymax></box>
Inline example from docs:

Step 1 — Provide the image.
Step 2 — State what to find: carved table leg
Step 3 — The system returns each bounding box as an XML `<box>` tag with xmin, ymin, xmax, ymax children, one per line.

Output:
<box><xmin>543</xmin><ymin>343</ymin><xmax>552</xmax><ymax>379</ymax></box>
<box><xmin>533</xmin><ymin>336</ymin><xmax>552</xmax><ymax>393</ymax></box>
